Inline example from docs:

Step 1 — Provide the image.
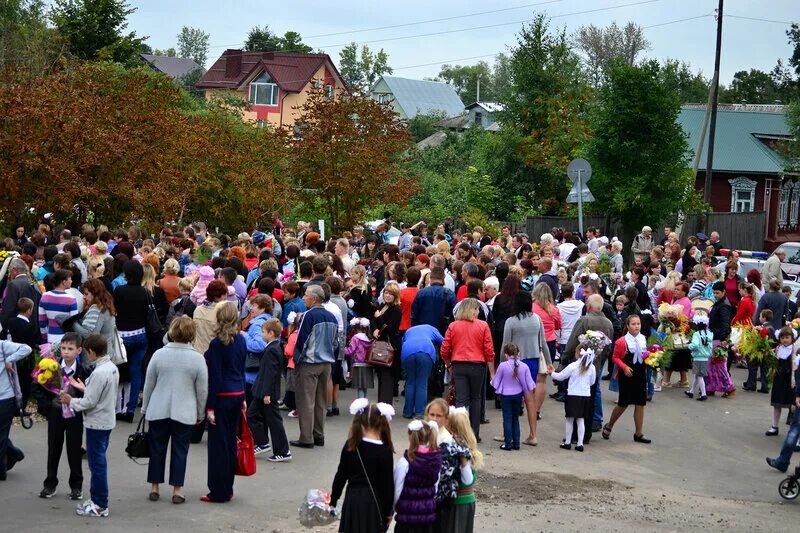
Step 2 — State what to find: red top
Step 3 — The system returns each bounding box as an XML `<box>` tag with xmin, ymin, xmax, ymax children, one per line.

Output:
<box><xmin>441</xmin><ymin>320</ymin><xmax>494</xmax><ymax>365</ymax></box>
<box><xmin>399</xmin><ymin>286</ymin><xmax>419</xmax><ymax>331</ymax></box>
<box><xmin>725</xmin><ymin>276</ymin><xmax>740</xmax><ymax>307</ymax></box>
<box><xmin>456</xmin><ymin>285</ymin><xmax>467</xmax><ymax>302</ymax></box>
<box><xmin>612</xmin><ymin>337</ymin><xmax>631</xmax><ymax>373</ymax></box>
<box><xmin>732</xmin><ymin>295</ymin><xmax>755</xmax><ymax>326</ymax></box>
<box><xmin>532</xmin><ymin>302</ymin><xmax>562</xmax><ymax>342</ymax></box>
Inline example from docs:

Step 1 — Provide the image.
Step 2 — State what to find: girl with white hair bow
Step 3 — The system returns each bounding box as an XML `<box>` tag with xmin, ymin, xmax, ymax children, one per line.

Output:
<box><xmin>550</xmin><ymin>347</ymin><xmax>597</xmax><ymax>452</ymax></box>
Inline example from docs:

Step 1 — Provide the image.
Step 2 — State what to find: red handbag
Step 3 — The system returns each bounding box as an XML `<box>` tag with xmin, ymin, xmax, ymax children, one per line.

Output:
<box><xmin>235</xmin><ymin>407</ymin><xmax>256</xmax><ymax>476</ymax></box>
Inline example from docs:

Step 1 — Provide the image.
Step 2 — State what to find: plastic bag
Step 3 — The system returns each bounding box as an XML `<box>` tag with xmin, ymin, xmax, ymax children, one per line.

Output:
<box><xmin>299</xmin><ymin>489</ymin><xmax>339</xmax><ymax>528</ymax></box>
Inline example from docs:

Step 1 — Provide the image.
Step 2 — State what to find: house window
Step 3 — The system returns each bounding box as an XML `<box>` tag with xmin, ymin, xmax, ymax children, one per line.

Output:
<box><xmin>779</xmin><ymin>181</ymin><xmax>792</xmax><ymax>229</ymax></box>
<box><xmin>791</xmin><ymin>183</ymin><xmax>800</xmax><ymax>228</ymax></box>
<box><xmin>249</xmin><ymin>73</ymin><xmax>278</xmax><ymax>106</ymax></box>
<box><xmin>324</xmin><ymin>84</ymin><xmax>334</xmax><ymax>100</ymax></box>
<box><xmin>474</xmin><ymin>111</ymin><xmax>483</xmax><ymax>126</ymax></box>
<box><xmin>729</xmin><ymin>177</ymin><xmax>756</xmax><ymax>213</ymax></box>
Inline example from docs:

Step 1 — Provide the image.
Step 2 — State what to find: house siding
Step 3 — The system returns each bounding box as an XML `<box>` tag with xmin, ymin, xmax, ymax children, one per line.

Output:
<box><xmin>370</xmin><ymin>79</ymin><xmax>405</xmax><ymax>118</ymax></box>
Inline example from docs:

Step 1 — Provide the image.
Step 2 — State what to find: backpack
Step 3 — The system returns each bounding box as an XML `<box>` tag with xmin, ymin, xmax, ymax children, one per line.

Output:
<box><xmin>166</xmin><ymin>294</ymin><xmax>192</xmax><ymax>325</ymax></box>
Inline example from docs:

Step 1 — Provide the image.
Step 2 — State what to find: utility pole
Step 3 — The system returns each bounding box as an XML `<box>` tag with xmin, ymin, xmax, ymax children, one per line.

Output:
<box><xmin>703</xmin><ymin>0</ymin><xmax>724</xmax><ymax>207</ymax></box>
<box><xmin>476</xmin><ymin>77</ymin><xmax>481</xmax><ymax>102</ymax></box>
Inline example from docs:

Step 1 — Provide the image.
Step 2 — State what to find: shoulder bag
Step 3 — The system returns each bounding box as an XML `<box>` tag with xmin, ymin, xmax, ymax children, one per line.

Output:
<box><xmin>235</xmin><ymin>406</ymin><xmax>256</xmax><ymax>476</ymax></box>
<box><xmin>144</xmin><ymin>288</ymin><xmax>165</xmax><ymax>339</ymax></box>
<box><xmin>367</xmin><ymin>340</ymin><xmax>394</xmax><ymax>368</ymax></box>
<box><xmin>1</xmin><ymin>344</ymin><xmax>32</xmax><ymax>429</ymax></box>
<box><xmin>110</xmin><ymin>318</ymin><xmax>127</xmax><ymax>366</ymax></box>
<box><xmin>125</xmin><ymin>416</ymin><xmax>150</xmax><ymax>463</ymax></box>
<box><xmin>356</xmin><ymin>446</ymin><xmax>388</xmax><ymax>532</ymax></box>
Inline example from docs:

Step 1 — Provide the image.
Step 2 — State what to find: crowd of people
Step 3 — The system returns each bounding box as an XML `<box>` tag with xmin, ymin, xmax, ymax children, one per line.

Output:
<box><xmin>0</xmin><ymin>217</ymin><xmax>798</xmax><ymax>528</ymax></box>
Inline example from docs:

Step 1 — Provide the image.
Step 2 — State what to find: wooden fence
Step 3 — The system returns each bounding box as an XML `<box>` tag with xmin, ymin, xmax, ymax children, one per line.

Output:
<box><xmin>523</xmin><ymin>216</ymin><xmax>627</xmax><ymax>241</ymax></box>
<box><xmin>678</xmin><ymin>212</ymin><xmax>766</xmax><ymax>251</ymax></box>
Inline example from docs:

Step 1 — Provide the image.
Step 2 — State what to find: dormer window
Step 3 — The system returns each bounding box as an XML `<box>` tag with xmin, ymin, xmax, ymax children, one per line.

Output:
<box><xmin>249</xmin><ymin>72</ymin><xmax>278</xmax><ymax>106</ymax></box>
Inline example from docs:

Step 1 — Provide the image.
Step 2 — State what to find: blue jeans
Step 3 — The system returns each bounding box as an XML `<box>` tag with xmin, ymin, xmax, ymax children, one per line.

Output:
<box><xmin>402</xmin><ymin>352</ymin><xmax>434</xmax><ymax>417</ymax></box>
<box><xmin>123</xmin><ymin>333</ymin><xmax>148</xmax><ymax>414</ymax></box>
<box><xmin>86</xmin><ymin>429</ymin><xmax>111</xmax><ymax>509</ymax></box>
<box><xmin>593</xmin><ymin>379</ymin><xmax>603</xmax><ymax>424</ymax></box>
<box><xmin>772</xmin><ymin>406</ymin><xmax>800</xmax><ymax>470</ymax></box>
<box><xmin>646</xmin><ymin>367</ymin><xmax>654</xmax><ymax>398</ymax></box>
<box><xmin>500</xmin><ymin>394</ymin><xmax>523</xmax><ymax>447</ymax></box>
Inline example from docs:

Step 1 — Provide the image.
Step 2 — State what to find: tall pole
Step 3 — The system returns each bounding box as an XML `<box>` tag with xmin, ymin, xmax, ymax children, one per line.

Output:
<box><xmin>476</xmin><ymin>77</ymin><xmax>481</xmax><ymax>102</ymax></box>
<box><xmin>577</xmin><ymin>170</ymin><xmax>584</xmax><ymax>236</ymax></box>
<box><xmin>703</xmin><ymin>0</ymin><xmax>724</xmax><ymax>210</ymax></box>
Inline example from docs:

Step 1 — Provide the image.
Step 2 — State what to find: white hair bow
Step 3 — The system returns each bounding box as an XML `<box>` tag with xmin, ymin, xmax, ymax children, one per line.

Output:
<box><xmin>692</xmin><ymin>315</ymin><xmax>709</xmax><ymax>326</ymax></box>
<box><xmin>448</xmin><ymin>406</ymin><xmax>468</xmax><ymax>416</ymax></box>
<box><xmin>408</xmin><ymin>420</ymin><xmax>424</xmax><ymax>431</ymax></box>
<box><xmin>349</xmin><ymin>398</ymin><xmax>369</xmax><ymax>416</ymax></box>
<box><xmin>580</xmin><ymin>348</ymin><xmax>596</xmax><ymax>367</ymax></box>
<box><xmin>347</xmin><ymin>299</ymin><xmax>355</xmax><ymax>309</ymax></box>
<box><xmin>287</xmin><ymin>311</ymin><xmax>297</xmax><ymax>325</ymax></box>
<box><xmin>376</xmin><ymin>402</ymin><xmax>395</xmax><ymax>421</ymax></box>
<box><xmin>426</xmin><ymin>420</ymin><xmax>439</xmax><ymax>432</ymax></box>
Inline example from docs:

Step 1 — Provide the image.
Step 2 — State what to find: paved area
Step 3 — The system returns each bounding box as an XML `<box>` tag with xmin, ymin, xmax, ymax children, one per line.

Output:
<box><xmin>1</xmin><ymin>366</ymin><xmax>798</xmax><ymax>532</ymax></box>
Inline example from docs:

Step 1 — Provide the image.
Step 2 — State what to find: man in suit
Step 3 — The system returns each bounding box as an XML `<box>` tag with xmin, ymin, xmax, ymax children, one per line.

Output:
<box><xmin>1</xmin><ymin>258</ymin><xmax>42</xmax><ymax>333</ymax></box>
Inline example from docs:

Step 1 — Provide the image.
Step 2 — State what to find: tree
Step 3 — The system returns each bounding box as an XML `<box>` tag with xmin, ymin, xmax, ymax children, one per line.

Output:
<box><xmin>492</xmin><ymin>53</ymin><xmax>513</xmax><ymax>100</ymax></box>
<box><xmin>657</xmin><ymin>59</ymin><xmax>709</xmax><ymax>103</ymax></box>
<box><xmin>49</xmin><ymin>0</ymin><xmax>145</xmax><ymax>66</ymax></box>
<box><xmin>787</xmin><ymin>100</ymin><xmax>800</xmax><ymax>172</ymax></box>
<box><xmin>291</xmin><ymin>89</ymin><xmax>416</xmax><ymax>230</ymax></box>
<box><xmin>721</xmin><ymin>69</ymin><xmax>783</xmax><ymax>104</ymax></box>
<box><xmin>437</xmin><ymin>62</ymin><xmax>492</xmax><ymax>105</ymax></box>
<box><xmin>788</xmin><ymin>23</ymin><xmax>800</xmax><ymax>77</ymax></box>
<box><xmin>177</xmin><ymin>26</ymin><xmax>209</xmax><ymax>66</ymax></box>
<box><xmin>407</xmin><ymin>111</ymin><xmax>446</xmax><ymax>143</ymax></box>
<box><xmin>574</xmin><ymin>21</ymin><xmax>650</xmax><ymax>86</ymax></box>
<box><xmin>338</xmin><ymin>43</ymin><xmax>392</xmax><ymax>93</ymax></box>
<box><xmin>499</xmin><ymin>13</ymin><xmax>592</xmax><ymax>208</ymax></box>
<box><xmin>0</xmin><ymin>0</ymin><xmax>66</xmax><ymax>76</ymax></box>
<box><xmin>244</xmin><ymin>25</ymin><xmax>312</xmax><ymax>53</ymax></box>
<box><xmin>586</xmin><ymin>60</ymin><xmax>700</xmax><ymax>245</ymax></box>
<box><xmin>153</xmin><ymin>47</ymin><xmax>176</xmax><ymax>57</ymax></box>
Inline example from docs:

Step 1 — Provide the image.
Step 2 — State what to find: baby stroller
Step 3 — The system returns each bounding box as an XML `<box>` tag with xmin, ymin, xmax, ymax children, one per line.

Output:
<box><xmin>778</xmin><ymin>465</ymin><xmax>800</xmax><ymax>500</ymax></box>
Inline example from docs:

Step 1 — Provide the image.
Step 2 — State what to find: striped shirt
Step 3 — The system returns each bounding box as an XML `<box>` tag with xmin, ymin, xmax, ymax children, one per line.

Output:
<box><xmin>38</xmin><ymin>290</ymin><xmax>78</xmax><ymax>343</ymax></box>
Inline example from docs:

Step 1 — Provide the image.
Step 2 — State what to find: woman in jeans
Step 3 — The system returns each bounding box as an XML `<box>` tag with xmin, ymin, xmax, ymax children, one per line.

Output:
<box><xmin>501</xmin><ymin>291</ymin><xmax>551</xmax><ymax>446</ymax></box>
<box><xmin>141</xmin><ymin>317</ymin><xmax>208</xmax><ymax>504</ymax></box>
<box><xmin>113</xmin><ymin>260</ymin><xmax>149</xmax><ymax>423</ymax></box>
<box><xmin>440</xmin><ymin>298</ymin><xmax>495</xmax><ymax>440</ymax></box>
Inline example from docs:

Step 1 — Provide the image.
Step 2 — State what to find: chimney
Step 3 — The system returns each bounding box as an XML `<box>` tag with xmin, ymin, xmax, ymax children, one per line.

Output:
<box><xmin>225</xmin><ymin>49</ymin><xmax>243</xmax><ymax>78</ymax></box>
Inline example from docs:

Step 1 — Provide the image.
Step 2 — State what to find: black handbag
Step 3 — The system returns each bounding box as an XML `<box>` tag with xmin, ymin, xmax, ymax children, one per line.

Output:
<box><xmin>144</xmin><ymin>289</ymin><xmax>166</xmax><ymax>345</ymax></box>
<box><xmin>125</xmin><ymin>417</ymin><xmax>150</xmax><ymax>463</ymax></box>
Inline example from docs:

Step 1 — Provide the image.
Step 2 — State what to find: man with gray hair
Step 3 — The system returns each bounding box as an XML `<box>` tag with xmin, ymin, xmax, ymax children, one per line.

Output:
<box><xmin>1</xmin><ymin>258</ymin><xmax>41</xmax><ymax>331</ymax></box>
<box><xmin>290</xmin><ymin>285</ymin><xmax>338</xmax><ymax>449</ymax></box>
<box><xmin>564</xmin><ymin>293</ymin><xmax>614</xmax><ymax>435</ymax></box>
<box><xmin>429</xmin><ymin>254</ymin><xmax>455</xmax><ymax>291</ymax></box>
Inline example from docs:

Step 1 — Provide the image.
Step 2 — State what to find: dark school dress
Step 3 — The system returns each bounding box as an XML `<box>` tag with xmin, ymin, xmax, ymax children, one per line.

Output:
<box><xmin>618</xmin><ymin>349</ymin><xmax>647</xmax><ymax>407</ymax></box>
<box><xmin>331</xmin><ymin>440</ymin><xmax>394</xmax><ymax>533</ymax></box>
<box><xmin>771</xmin><ymin>351</ymin><xmax>795</xmax><ymax>408</ymax></box>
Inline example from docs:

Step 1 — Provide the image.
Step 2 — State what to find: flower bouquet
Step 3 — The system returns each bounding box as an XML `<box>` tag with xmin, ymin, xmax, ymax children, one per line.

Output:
<box><xmin>657</xmin><ymin>303</ymin><xmax>690</xmax><ymax>349</ymax></box>
<box><xmin>711</xmin><ymin>345</ymin><xmax>728</xmax><ymax>363</ymax></box>
<box><xmin>577</xmin><ymin>330</ymin><xmax>612</xmax><ymax>353</ymax></box>
<box><xmin>644</xmin><ymin>344</ymin><xmax>671</xmax><ymax>368</ymax></box>
<box><xmin>32</xmin><ymin>357</ymin><xmax>62</xmax><ymax>394</ymax></box>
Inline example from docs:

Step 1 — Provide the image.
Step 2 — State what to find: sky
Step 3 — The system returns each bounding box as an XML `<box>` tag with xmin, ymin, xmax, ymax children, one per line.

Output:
<box><xmin>126</xmin><ymin>0</ymin><xmax>798</xmax><ymax>84</ymax></box>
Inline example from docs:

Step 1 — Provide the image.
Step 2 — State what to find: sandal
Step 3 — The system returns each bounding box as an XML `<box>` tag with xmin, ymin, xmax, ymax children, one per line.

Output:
<box><xmin>602</xmin><ymin>424</ymin><xmax>612</xmax><ymax>440</ymax></box>
<box><xmin>523</xmin><ymin>437</ymin><xmax>538</xmax><ymax>446</ymax></box>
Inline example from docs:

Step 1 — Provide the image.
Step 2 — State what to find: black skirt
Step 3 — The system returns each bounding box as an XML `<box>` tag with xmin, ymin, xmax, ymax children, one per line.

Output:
<box><xmin>394</xmin><ymin>524</ymin><xmax>435</xmax><ymax>533</ymax></box>
<box><xmin>564</xmin><ymin>395</ymin><xmax>591</xmax><ymax>418</ymax></box>
<box><xmin>340</xmin><ymin>486</ymin><xmax>386</xmax><ymax>533</ymax></box>
<box><xmin>667</xmin><ymin>348</ymin><xmax>692</xmax><ymax>372</ymax></box>
<box><xmin>618</xmin><ymin>351</ymin><xmax>647</xmax><ymax>407</ymax></box>
<box><xmin>771</xmin><ymin>358</ymin><xmax>795</xmax><ymax>408</ymax></box>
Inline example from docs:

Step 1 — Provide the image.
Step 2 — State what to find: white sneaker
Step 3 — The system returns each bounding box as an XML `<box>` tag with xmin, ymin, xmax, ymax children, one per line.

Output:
<box><xmin>76</xmin><ymin>499</ymin><xmax>109</xmax><ymax>517</ymax></box>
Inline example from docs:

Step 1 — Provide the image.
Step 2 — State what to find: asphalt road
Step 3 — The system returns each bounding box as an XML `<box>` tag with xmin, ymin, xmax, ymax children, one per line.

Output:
<box><xmin>1</xmin><ymin>366</ymin><xmax>798</xmax><ymax>532</ymax></box>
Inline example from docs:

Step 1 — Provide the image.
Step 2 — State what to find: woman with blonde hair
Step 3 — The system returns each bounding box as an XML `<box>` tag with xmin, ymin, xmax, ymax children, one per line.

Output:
<box><xmin>440</xmin><ymin>298</ymin><xmax>495</xmax><ymax>441</ymax></box>
<box><xmin>348</xmin><ymin>265</ymin><xmax>372</xmax><ymax>319</ymax></box>
<box><xmin>158</xmin><ymin>258</ymin><xmax>182</xmax><ymax>303</ymax></box>
<box><xmin>202</xmin><ymin>302</ymin><xmax>246</xmax><ymax>503</ymax></box>
<box><xmin>373</xmin><ymin>283</ymin><xmax>401</xmax><ymax>404</ymax></box>
<box><xmin>436</xmin><ymin>240</ymin><xmax>452</xmax><ymax>260</ymax></box>
<box><xmin>142</xmin><ymin>262</ymin><xmax>169</xmax><ymax>326</ymax></box>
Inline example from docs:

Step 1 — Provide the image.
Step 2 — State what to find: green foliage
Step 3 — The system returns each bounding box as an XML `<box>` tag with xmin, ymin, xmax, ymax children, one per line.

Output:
<box><xmin>573</xmin><ymin>21</ymin><xmax>650</xmax><ymax>87</ymax></box>
<box><xmin>787</xmin><ymin>100</ymin><xmax>800</xmax><ymax>172</ymax></box>
<box><xmin>586</xmin><ymin>60</ymin><xmax>702</xmax><ymax>236</ymax></box>
<box><xmin>658</xmin><ymin>59</ymin><xmax>709</xmax><ymax>103</ymax></box>
<box><xmin>177</xmin><ymin>26</ymin><xmax>209</xmax><ymax>66</ymax></box>
<box><xmin>50</xmin><ymin>0</ymin><xmax>145</xmax><ymax>66</ymax></box>
<box><xmin>788</xmin><ymin>23</ymin><xmax>800</xmax><ymax>77</ymax></box>
<box><xmin>244</xmin><ymin>25</ymin><xmax>312</xmax><ymax>53</ymax></box>
<box><xmin>721</xmin><ymin>68</ymin><xmax>788</xmax><ymax>104</ymax></box>
<box><xmin>153</xmin><ymin>47</ymin><xmax>175</xmax><ymax>57</ymax></box>
<box><xmin>338</xmin><ymin>43</ymin><xmax>392</xmax><ymax>93</ymax></box>
<box><xmin>407</xmin><ymin>111</ymin><xmax>446</xmax><ymax>143</ymax></box>
<box><xmin>0</xmin><ymin>0</ymin><xmax>65</xmax><ymax>76</ymax></box>
<box><xmin>436</xmin><ymin>54</ymin><xmax>513</xmax><ymax>105</ymax></box>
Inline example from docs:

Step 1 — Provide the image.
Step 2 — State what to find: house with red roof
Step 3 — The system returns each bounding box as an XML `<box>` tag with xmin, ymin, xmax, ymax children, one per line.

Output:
<box><xmin>196</xmin><ymin>49</ymin><xmax>347</xmax><ymax>128</ymax></box>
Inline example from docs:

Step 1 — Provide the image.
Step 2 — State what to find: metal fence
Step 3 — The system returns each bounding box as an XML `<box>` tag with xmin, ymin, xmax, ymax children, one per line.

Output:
<box><xmin>524</xmin><ymin>216</ymin><xmax>626</xmax><ymax>240</ymax></box>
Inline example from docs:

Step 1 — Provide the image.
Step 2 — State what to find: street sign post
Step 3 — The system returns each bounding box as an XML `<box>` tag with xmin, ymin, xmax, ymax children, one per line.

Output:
<box><xmin>566</xmin><ymin>158</ymin><xmax>593</xmax><ymax>236</ymax></box>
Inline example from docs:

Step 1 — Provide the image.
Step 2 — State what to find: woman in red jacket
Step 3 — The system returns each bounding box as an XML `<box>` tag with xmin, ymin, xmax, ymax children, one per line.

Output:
<box><xmin>732</xmin><ymin>282</ymin><xmax>757</xmax><ymax>326</ymax></box>
<box><xmin>441</xmin><ymin>298</ymin><xmax>495</xmax><ymax>441</ymax></box>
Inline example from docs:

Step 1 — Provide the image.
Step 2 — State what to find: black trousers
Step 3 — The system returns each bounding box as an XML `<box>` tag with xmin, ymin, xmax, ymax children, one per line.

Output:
<box><xmin>248</xmin><ymin>399</ymin><xmax>289</xmax><ymax>455</ymax></box>
<box><xmin>745</xmin><ymin>359</ymin><xmax>769</xmax><ymax>390</ymax></box>
<box><xmin>44</xmin><ymin>407</ymin><xmax>84</xmax><ymax>490</ymax></box>
<box><xmin>206</xmin><ymin>394</ymin><xmax>241</xmax><ymax>501</ymax></box>
<box><xmin>147</xmin><ymin>418</ymin><xmax>193</xmax><ymax>487</ymax></box>
<box><xmin>376</xmin><ymin>367</ymin><xmax>394</xmax><ymax>404</ymax></box>
<box><xmin>453</xmin><ymin>362</ymin><xmax>486</xmax><ymax>438</ymax></box>
<box><xmin>0</xmin><ymin>397</ymin><xmax>24</xmax><ymax>479</ymax></box>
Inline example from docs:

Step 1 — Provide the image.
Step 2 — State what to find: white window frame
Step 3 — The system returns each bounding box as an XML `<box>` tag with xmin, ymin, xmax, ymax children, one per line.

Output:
<box><xmin>249</xmin><ymin>73</ymin><xmax>279</xmax><ymax>106</ymax></box>
<box><xmin>729</xmin><ymin>177</ymin><xmax>756</xmax><ymax>213</ymax></box>
<box><xmin>779</xmin><ymin>181</ymin><xmax>792</xmax><ymax>229</ymax></box>
<box><xmin>324</xmin><ymin>84</ymin><xmax>334</xmax><ymax>100</ymax></box>
<box><xmin>474</xmin><ymin>111</ymin><xmax>483</xmax><ymax>126</ymax></box>
<box><xmin>791</xmin><ymin>183</ymin><xmax>800</xmax><ymax>228</ymax></box>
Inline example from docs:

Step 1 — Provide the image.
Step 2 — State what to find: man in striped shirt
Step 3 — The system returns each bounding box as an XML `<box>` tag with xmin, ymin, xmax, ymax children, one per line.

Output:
<box><xmin>38</xmin><ymin>270</ymin><xmax>78</xmax><ymax>344</ymax></box>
